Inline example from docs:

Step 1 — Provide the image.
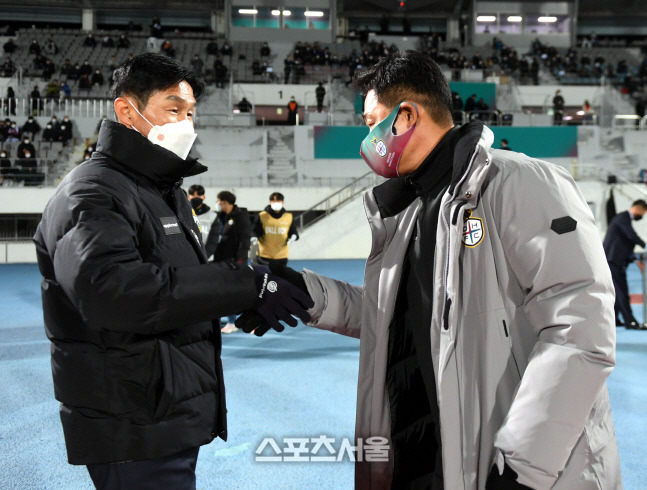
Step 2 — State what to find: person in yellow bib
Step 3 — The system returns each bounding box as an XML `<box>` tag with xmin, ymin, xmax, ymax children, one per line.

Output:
<box><xmin>252</xmin><ymin>192</ymin><xmax>299</xmax><ymax>266</ymax></box>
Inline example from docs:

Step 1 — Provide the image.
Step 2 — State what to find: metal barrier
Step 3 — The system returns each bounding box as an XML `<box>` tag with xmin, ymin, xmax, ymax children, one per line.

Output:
<box><xmin>466</xmin><ymin>110</ymin><xmax>501</xmax><ymax>125</ymax></box>
<box><xmin>612</xmin><ymin>114</ymin><xmax>647</xmax><ymax>131</ymax></box>
<box><xmin>294</xmin><ymin>171</ymin><xmax>381</xmax><ymax>231</ymax></box>
<box><xmin>1</xmin><ymin>97</ymin><xmax>113</xmax><ymax>119</ymax></box>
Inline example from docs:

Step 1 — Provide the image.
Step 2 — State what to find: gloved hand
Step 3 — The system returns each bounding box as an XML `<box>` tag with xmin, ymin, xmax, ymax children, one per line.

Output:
<box><xmin>250</xmin><ymin>237</ymin><xmax>258</xmax><ymax>246</ymax></box>
<box><xmin>485</xmin><ymin>463</ymin><xmax>532</xmax><ymax>490</ymax></box>
<box><xmin>288</xmin><ymin>234</ymin><xmax>298</xmax><ymax>244</ymax></box>
<box><xmin>236</xmin><ymin>265</ymin><xmax>312</xmax><ymax>336</ymax></box>
<box><xmin>252</xmin><ymin>265</ymin><xmax>313</xmax><ymax>332</ymax></box>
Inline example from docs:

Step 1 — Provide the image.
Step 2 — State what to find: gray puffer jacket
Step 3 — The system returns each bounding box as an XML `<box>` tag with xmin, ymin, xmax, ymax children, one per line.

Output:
<box><xmin>302</xmin><ymin>124</ymin><xmax>621</xmax><ymax>489</ymax></box>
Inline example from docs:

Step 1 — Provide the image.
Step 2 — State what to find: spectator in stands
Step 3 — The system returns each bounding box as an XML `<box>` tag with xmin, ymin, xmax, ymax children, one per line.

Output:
<box><xmin>17</xmin><ymin>149</ymin><xmax>42</xmax><ymax>186</ymax></box>
<box><xmin>583</xmin><ymin>100</ymin><xmax>595</xmax><ymax>124</ymax></box>
<box><xmin>0</xmin><ymin>150</ymin><xmax>12</xmax><ymax>183</ymax></box>
<box><xmin>101</xmin><ymin>35</ymin><xmax>114</xmax><ymax>48</ymax></box>
<box><xmin>45</xmin><ymin>39</ymin><xmax>59</xmax><ymax>56</ymax></box>
<box><xmin>293</xmin><ymin>59</ymin><xmax>304</xmax><ymax>84</ymax></box>
<box><xmin>1</xmin><ymin>57</ymin><xmax>13</xmax><ymax>77</ymax></box>
<box><xmin>251</xmin><ymin>59</ymin><xmax>263</xmax><ymax>76</ymax></box>
<box><xmin>260</xmin><ymin>42</ymin><xmax>271</xmax><ymax>57</ymax></box>
<box><xmin>191</xmin><ymin>54</ymin><xmax>204</xmax><ymax>75</ymax></box>
<box><xmin>117</xmin><ymin>34</ymin><xmax>130</xmax><ymax>49</ymax></box>
<box><xmin>84</xmin><ymin>33</ymin><xmax>97</xmax><ymax>48</ymax></box>
<box><xmin>283</xmin><ymin>54</ymin><xmax>293</xmax><ymax>84</ymax></box>
<box><xmin>6</xmin><ymin>121</ymin><xmax>20</xmax><ymax>142</ymax></box>
<box><xmin>60</xmin><ymin>58</ymin><xmax>74</xmax><ymax>78</ymax></box>
<box><xmin>108</xmin><ymin>55</ymin><xmax>119</xmax><ymax>72</ymax></box>
<box><xmin>91</xmin><ymin>69</ymin><xmax>104</xmax><ymax>87</ymax></box>
<box><xmin>68</xmin><ymin>63</ymin><xmax>81</xmax><ymax>81</ymax></box>
<box><xmin>221</xmin><ymin>41</ymin><xmax>233</xmax><ymax>57</ymax></box>
<box><xmin>79</xmin><ymin>60</ymin><xmax>93</xmax><ymax>77</ymax></box>
<box><xmin>79</xmin><ymin>73</ymin><xmax>92</xmax><ymax>91</ymax></box>
<box><xmin>581</xmin><ymin>32</ymin><xmax>597</xmax><ymax>49</ymax></box>
<box><xmin>43</xmin><ymin>59</ymin><xmax>56</xmax><ymax>80</ymax></box>
<box><xmin>205</xmin><ymin>190</ymin><xmax>252</xmax><ymax>334</ymax></box>
<box><xmin>161</xmin><ymin>40</ymin><xmax>175</xmax><ymax>58</ymax></box>
<box><xmin>206</xmin><ymin>39</ymin><xmax>218</xmax><ymax>55</ymax></box>
<box><xmin>500</xmin><ymin>138</ymin><xmax>512</xmax><ymax>151</ymax></box>
<box><xmin>42</xmin><ymin>122</ymin><xmax>58</xmax><ymax>142</ymax></box>
<box><xmin>3</xmin><ymin>38</ymin><xmax>16</xmax><ymax>54</ymax></box>
<box><xmin>553</xmin><ymin>89</ymin><xmax>565</xmax><ymax>125</ymax></box>
<box><xmin>17</xmin><ymin>135</ymin><xmax>36</xmax><ymax>159</ymax></box>
<box><xmin>315</xmin><ymin>82</ymin><xmax>326</xmax><ymax>113</ymax></box>
<box><xmin>45</xmin><ymin>79</ymin><xmax>60</xmax><ymax>99</ymax></box>
<box><xmin>464</xmin><ymin>94</ymin><xmax>477</xmax><ymax>113</ymax></box>
<box><xmin>21</xmin><ymin>116</ymin><xmax>40</xmax><ymax>139</ymax></box>
<box><xmin>635</xmin><ymin>96</ymin><xmax>645</xmax><ymax>126</ymax></box>
<box><xmin>236</xmin><ymin>97</ymin><xmax>252</xmax><ymax>113</ymax></box>
<box><xmin>0</xmin><ymin>119</ymin><xmax>6</xmax><ymax>141</ymax></box>
<box><xmin>28</xmin><ymin>39</ymin><xmax>41</xmax><ymax>55</ymax></box>
<box><xmin>61</xmin><ymin>80</ymin><xmax>71</xmax><ymax>99</ymax></box>
<box><xmin>33</xmin><ymin>52</ymin><xmax>46</xmax><ymax>71</ymax></box>
<box><xmin>214</xmin><ymin>56</ymin><xmax>228</xmax><ymax>88</ymax></box>
<box><xmin>287</xmin><ymin>96</ymin><xmax>298</xmax><ymax>125</ymax></box>
<box><xmin>59</xmin><ymin>117</ymin><xmax>73</xmax><ymax>145</ymax></box>
<box><xmin>5</xmin><ymin>86</ymin><xmax>16</xmax><ymax>116</ymax></box>
<box><xmin>30</xmin><ymin>86</ymin><xmax>42</xmax><ymax>115</ymax></box>
<box><xmin>451</xmin><ymin>91</ymin><xmax>463</xmax><ymax>124</ymax></box>
<box><xmin>475</xmin><ymin>97</ymin><xmax>489</xmax><ymax>113</ymax></box>
<box><xmin>151</xmin><ymin>16</ymin><xmax>163</xmax><ymax>38</ymax></box>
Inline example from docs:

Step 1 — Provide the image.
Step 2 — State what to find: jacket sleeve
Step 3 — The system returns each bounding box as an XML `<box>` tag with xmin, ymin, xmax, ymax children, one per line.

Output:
<box><xmin>235</xmin><ymin>210</ymin><xmax>252</xmax><ymax>262</ymax></box>
<box><xmin>490</xmin><ymin>159</ymin><xmax>616</xmax><ymax>489</ymax></box>
<box><xmin>618</xmin><ymin>213</ymin><xmax>645</xmax><ymax>248</ymax></box>
<box><xmin>204</xmin><ymin>216</ymin><xmax>219</xmax><ymax>259</ymax></box>
<box><xmin>252</xmin><ymin>213</ymin><xmax>264</xmax><ymax>238</ymax></box>
<box><xmin>51</xmin><ymin>183</ymin><xmax>257</xmax><ymax>335</ymax></box>
<box><xmin>301</xmin><ymin>269</ymin><xmax>362</xmax><ymax>338</ymax></box>
<box><xmin>288</xmin><ymin>214</ymin><xmax>299</xmax><ymax>240</ymax></box>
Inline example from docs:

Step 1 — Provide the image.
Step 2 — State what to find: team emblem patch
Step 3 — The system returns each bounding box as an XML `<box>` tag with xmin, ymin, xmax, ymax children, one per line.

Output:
<box><xmin>371</xmin><ymin>135</ymin><xmax>387</xmax><ymax>157</ymax></box>
<box><xmin>462</xmin><ymin>209</ymin><xmax>484</xmax><ymax>248</ymax></box>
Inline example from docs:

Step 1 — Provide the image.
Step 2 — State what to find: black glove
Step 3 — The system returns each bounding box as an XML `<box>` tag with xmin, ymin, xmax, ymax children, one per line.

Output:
<box><xmin>485</xmin><ymin>463</ymin><xmax>532</xmax><ymax>490</ymax></box>
<box><xmin>236</xmin><ymin>265</ymin><xmax>312</xmax><ymax>336</ymax></box>
<box><xmin>252</xmin><ymin>265</ymin><xmax>313</xmax><ymax>332</ymax></box>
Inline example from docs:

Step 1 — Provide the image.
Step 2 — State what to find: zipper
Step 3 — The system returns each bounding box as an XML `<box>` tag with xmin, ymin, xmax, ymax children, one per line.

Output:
<box><xmin>441</xmin><ymin>148</ymin><xmax>481</xmax><ymax>331</ymax></box>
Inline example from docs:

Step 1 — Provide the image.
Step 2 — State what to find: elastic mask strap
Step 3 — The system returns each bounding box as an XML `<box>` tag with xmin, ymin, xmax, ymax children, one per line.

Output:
<box><xmin>125</xmin><ymin>98</ymin><xmax>154</xmax><ymax>130</ymax></box>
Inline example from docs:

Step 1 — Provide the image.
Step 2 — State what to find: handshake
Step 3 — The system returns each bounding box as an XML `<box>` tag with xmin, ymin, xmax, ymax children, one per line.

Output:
<box><xmin>237</xmin><ymin>264</ymin><xmax>314</xmax><ymax>336</ymax></box>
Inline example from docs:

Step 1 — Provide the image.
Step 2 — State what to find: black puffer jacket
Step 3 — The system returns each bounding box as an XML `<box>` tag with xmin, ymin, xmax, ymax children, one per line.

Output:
<box><xmin>33</xmin><ymin>121</ymin><xmax>257</xmax><ymax>465</ymax></box>
<box><xmin>205</xmin><ymin>205</ymin><xmax>251</xmax><ymax>263</ymax></box>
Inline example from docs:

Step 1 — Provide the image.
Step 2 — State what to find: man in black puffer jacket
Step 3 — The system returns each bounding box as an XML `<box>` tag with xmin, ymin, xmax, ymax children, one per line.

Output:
<box><xmin>33</xmin><ymin>53</ymin><xmax>312</xmax><ymax>489</ymax></box>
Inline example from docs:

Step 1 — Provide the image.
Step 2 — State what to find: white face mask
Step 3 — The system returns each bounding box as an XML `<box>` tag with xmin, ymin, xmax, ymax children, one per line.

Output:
<box><xmin>270</xmin><ymin>202</ymin><xmax>283</xmax><ymax>212</ymax></box>
<box><xmin>126</xmin><ymin>98</ymin><xmax>197</xmax><ymax>160</ymax></box>
<box><xmin>214</xmin><ymin>202</ymin><xmax>222</xmax><ymax>213</ymax></box>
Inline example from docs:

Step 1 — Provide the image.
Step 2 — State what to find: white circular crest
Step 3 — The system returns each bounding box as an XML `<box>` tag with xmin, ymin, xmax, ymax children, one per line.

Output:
<box><xmin>267</xmin><ymin>281</ymin><xmax>278</xmax><ymax>293</ymax></box>
<box><xmin>376</xmin><ymin>140</ymin><xmax>387</xmax><ymax>157</ymax></box>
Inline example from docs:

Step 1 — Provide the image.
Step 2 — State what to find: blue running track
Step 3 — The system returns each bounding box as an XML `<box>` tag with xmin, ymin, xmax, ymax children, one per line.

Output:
<box><xmin>0</xmin><ymin>260</ymin><xmax>645</xmax><ymax>489</ymax></box>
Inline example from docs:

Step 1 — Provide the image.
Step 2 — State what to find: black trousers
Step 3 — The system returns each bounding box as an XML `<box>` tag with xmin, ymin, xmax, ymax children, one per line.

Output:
<box><xmin>608</xmin><ymin>262</ymin><xmax>636</xmax><ymax>324</ymax></box>
<box><xmin>87</xmin><ymin>447</ymin><xmax>199</xmax><ymax>490</ymax></box>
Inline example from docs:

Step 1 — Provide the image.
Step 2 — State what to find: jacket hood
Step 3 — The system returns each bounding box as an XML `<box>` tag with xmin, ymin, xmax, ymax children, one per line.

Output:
<box><xmin>95</xmin><ymin>120</ymin><xmax>207</xmax><ymax>187</ymax></box>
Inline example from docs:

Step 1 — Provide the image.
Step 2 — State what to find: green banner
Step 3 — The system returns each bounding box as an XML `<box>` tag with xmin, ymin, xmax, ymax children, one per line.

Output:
<box><xmin>314</xmin><ymin>125</ymin><xmax>578</xmax><ymax>159</ymax></box>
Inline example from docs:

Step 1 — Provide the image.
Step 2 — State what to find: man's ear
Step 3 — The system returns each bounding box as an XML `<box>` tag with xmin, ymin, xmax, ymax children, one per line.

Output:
<box><xmin>394</xmin><ymin>102</ymin><xmax>419</xmax><ymax>133</ymax></box>
<box><xmin>113</xmin><ymin>97</ymin><xmax>134</xmax><ymax>126</ymax></box>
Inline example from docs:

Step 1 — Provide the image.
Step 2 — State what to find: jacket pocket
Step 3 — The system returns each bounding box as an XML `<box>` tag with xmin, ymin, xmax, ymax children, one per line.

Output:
<box><xmin>153</xmin><ymin>339</ymin><xmax>175</xmax><ymax>421</ymax></box>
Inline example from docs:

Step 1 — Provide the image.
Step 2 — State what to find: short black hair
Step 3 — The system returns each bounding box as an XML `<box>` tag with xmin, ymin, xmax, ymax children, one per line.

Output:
<box><xmin>217</xmin><ymin>190</ymin><xmax>236</xmax><ymax>205</ymax></box>
<box><xmin>501</xmin><ymin>139</ymin><xmax>508</xmax><ymax>145</ymax></box>
<box><xmin>110</xmin><ymin>53</ymin><xmax>204</xmax><ymax>109</ymax></box>
<box><xmin>270</xmin><ymin>192</ymin><xmax>284</xmax><ymax>201</ymax></box>
<box><xmin>632</xmin><ymin>199</ymin><xmax>647</xmax><ymax>209</ymax></box>
<box><xmin>354</xmin><ymin>50</ymin><xmax>452</xmax><ymax>126</ymax></box>
<box><xmin>188</xmin><ymin>184</ymin><xmax>205</xmax><ymax>196</ymax></box>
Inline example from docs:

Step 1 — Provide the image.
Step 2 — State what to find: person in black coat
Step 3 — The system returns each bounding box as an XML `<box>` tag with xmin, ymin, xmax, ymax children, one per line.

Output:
<box><xmin>32</xmin><ymin>53</ymin><xmax>312</xmax><ymax>489</ymax></box>
<box><xmin>205</xmin><ymin>190</ymin><xmax>252</xmax><ymax>333</ymax></box>
<box><xmin>603</xmin><ymin>199</ymin><xmax>647</xmax><ymax>329</ymax></box>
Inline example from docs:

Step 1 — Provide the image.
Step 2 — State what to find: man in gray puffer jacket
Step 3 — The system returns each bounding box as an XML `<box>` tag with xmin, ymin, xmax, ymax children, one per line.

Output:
<box><xmin>238</xmin><ymin>50</ymin><xmax>621</xmax><ymax>490</ymax></box>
